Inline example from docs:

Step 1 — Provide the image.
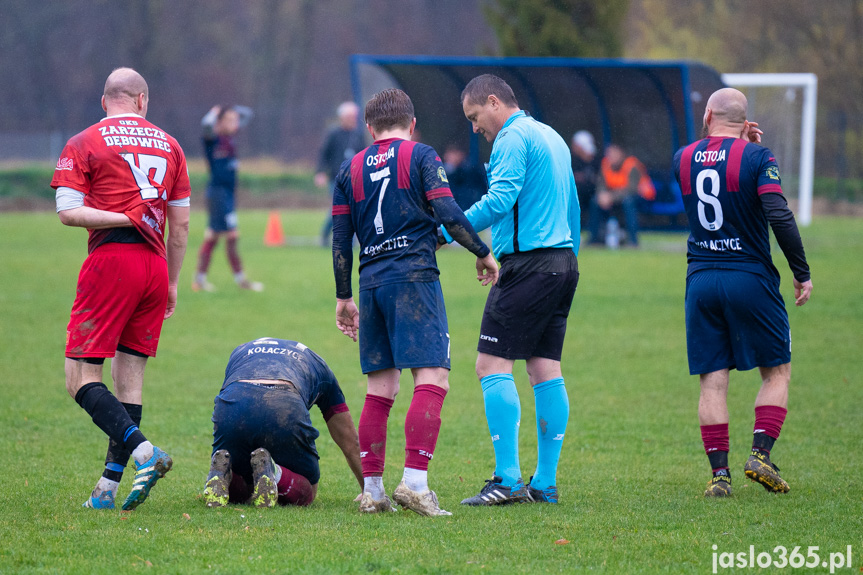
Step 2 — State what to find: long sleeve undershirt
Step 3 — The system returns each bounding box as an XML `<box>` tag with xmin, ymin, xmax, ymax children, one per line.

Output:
<box><xmin>760</xmin><ymin>192</ymin><xmax>810</xmax><ymax>282</ymax></box>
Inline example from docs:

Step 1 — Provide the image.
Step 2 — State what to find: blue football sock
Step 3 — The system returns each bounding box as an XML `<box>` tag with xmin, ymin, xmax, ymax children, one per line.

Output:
<box><xmin>480</xmin><ymin>373</ymin><xmax>521</xmax><ymax>486</ymax></box>
<box><xmin>531</xmin><ymin>377</ymin><xmax>569</xmax><ymax>490</ymax></box>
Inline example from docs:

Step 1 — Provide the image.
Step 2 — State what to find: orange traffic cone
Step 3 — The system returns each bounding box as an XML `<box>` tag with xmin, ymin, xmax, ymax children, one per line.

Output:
<box><xmin>263</xmin><ymin>211</ymin><xmax>285</xmax><ymax>246</ymax></box>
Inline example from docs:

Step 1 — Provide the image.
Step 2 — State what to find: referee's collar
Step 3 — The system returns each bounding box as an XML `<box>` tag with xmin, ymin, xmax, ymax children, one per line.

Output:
<box><xmin>502</xmin><ymin>110</ymin><xmax>527</xmax><ymax>130</ymax></box>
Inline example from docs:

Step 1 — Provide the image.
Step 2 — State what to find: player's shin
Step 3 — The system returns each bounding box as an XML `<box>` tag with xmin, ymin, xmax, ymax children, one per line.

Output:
<box><xmin>403</xmin><ymin>385</ymin><xmax>447</xmax><ymax>492</ymax></box>
<box><xmin>480</xmin><ymin>374</ymin><xmax>522</xmax><ymax>486</ymax></box>
<box><xmin>102</xmin><ymin>402</ymin><xmax>142</xmax><ymax>483</ymax></box>
<box><xmin>530</xmin><ymin>378</ymin><xmax>568</xmax><ymax>490</ymax></box>
<box><xmin>358</xmin><ymin>394</ymin><xmax>394</xmax><ymax>498</ymax></box>
<box><xmin>75</xmin><ymin>382</ymin><xmax>149</xmax><ymax>456</ymax></box>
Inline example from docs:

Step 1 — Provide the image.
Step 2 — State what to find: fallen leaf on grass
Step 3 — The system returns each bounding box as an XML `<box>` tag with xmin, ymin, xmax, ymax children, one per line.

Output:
<box><xmin>555</xmin><ymin>539</ymin><xmax>570</xmax><ymax>545</ymax></box>
<box><xmin>183</xmin><ymin>513</ymin><xmax>191</xmax><ymax>520</ymax></box>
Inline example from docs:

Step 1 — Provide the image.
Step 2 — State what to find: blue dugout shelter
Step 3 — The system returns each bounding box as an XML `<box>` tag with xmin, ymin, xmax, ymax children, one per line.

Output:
<box><xmin>349</xmin><ymin>55</ymin><xmax>726</xmax><ymax>223</ymax></box>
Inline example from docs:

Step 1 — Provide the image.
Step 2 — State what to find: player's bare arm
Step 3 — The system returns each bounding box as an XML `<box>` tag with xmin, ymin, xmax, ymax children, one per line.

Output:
<box><xmin>324</xmin><ymin>411</ymin><xmax>364</xmax><ymax>490</ymax></box>
<box><xmin>58</xmin><ymin>206</ymin><xmax>133</xmax><ymax>229</ymax></box>
<box><xmin>165</xmin><ymin>204</ymin><xmax>190</xmax><ymax>319</ymax></box>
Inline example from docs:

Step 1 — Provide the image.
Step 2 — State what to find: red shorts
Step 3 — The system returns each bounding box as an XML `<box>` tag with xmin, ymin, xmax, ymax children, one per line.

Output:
<box><xmin>66</xmin><ymin>243</ymin><xmax>168</xmax><ymax>358</ymax></box>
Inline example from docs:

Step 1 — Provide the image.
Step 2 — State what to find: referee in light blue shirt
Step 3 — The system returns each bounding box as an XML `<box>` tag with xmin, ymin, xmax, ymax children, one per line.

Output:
<box><xmin>443</xmin><ymin>74</ymin><xmax>580</xmax><ymax>506</ymax></box>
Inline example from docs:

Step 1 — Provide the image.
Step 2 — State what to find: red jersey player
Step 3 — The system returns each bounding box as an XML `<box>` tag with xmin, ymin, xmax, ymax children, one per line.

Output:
<box><xmin>51</xmin><ymin>68</ymin><xmax>191</xmax><ymax>511</ymax></box>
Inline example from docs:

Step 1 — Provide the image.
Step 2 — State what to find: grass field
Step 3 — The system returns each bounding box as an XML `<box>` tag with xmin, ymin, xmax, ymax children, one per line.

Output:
<box><xmin>0</xmin><ymin>209</ymin><xmax>861</xmax><ymax>574</ymax></box>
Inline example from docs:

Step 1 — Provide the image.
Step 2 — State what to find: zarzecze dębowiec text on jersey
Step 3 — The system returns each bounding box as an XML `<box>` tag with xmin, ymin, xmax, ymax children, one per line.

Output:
<box><xmin>50</xmin><ymin>113</ymin><xmax>191</xmax><ymax>258</ymax></box>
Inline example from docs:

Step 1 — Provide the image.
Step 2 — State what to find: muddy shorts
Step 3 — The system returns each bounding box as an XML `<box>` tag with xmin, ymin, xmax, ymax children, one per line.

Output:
<box><xmin>685</xmin><ymin>269</ymin><xmax>790</xmax><ymax>375</ymax></box>
<box><xmin>358</xmin><ymin>280</ymin><xmax>450</xmax><ymax>374</ymax></box>
<box><xmin>66</xmin><ymin>243</ymin><xmax>168</xmax><ymax>358</ymax></box>
<box><xmin>212</xmin><ymin>381</ymin><xmax>321</xmax><ymax>485</ymax></box>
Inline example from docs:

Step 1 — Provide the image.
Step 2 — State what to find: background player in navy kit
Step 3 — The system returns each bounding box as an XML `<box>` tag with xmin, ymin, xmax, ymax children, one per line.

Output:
<box><xmin>673</xmin><ymin>88</ymin><xmax>813</xmax><ymax>497</ymax></box>
<box><xmin>193</xmin><ymin>105</ymin><xmax>263</xmax><ymax>292</ymax></box>
<box><xmin>332</xmin><ymin>88</ymin><xmax>498</xmax><ymax>516</ymax></box>
<box><xmin>204</xmin><ymin>338</ymin><xmax>363</xmax><ymax>508</ymax></box>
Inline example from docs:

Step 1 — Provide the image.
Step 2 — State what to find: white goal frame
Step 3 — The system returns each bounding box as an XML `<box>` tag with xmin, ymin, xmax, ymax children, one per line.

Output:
<box><xmin>721</xmin><ymin>73</ymin><xmax>818</xmax><ymax>226</ymax></box>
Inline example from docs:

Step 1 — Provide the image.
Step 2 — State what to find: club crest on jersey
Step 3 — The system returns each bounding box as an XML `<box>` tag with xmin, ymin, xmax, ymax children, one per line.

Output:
<box><xmin>437</xmin><ymin>166</ymin><xmax>449</xmax><ymax>183</ymax></box>
<box><xmin>766</xmin><ymin>166</ymin><xmax>780</xmax><ymax>180</ymax></box>
<box><xmin>56</xmin><ymin>157</ymin><xmax>74</xmax><ymax>171</ymax></box>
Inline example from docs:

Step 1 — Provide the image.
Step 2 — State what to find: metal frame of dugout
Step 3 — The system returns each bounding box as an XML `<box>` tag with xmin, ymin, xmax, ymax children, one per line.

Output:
<box><xmin>349</xmin><ymin>54</ymin><xmax>727</xmax><ymax>230</ymax></box>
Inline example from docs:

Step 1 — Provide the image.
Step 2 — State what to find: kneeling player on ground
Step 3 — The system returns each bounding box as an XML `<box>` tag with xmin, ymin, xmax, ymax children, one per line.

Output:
<box><xmin>204</xmin><ymin>338</ymin><xmax>363</xmax><ymax>508</ymax></box>
<box><xmin>673</xmin><ymin>88</ymin><xmax>812</xmax><ymax>497</ymax></box>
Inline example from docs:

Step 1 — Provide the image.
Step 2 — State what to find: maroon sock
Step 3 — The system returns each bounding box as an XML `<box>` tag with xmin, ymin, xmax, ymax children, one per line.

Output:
<box><xmin>358</xmin><ymin>394</ymin><xmax>394</xmax><ymax>477</ymax></box>
<box><xmin>276</xmin><ymin>465</ymin><xmax>315</xmax><ymax>506</ymax></box>
<box><xmin>197</xmin><ymin>237</ymin><xmax>218</xmax><ymax>274</ymax></box>
<box><xmin>701</xmin><ymin>423</ymin><xmax>730</xmax><ymax>474</ymax></box>
<box><xmin>404</xmin><ymin>384</ymin><xmax>447</xmax><ymax>471</ymax></box>
<box><xmin>228</xmin><ymin>472</ymin><xmax>251</xmax><ymax>503</ymax></box>
<box><xmin>754</xmin><ymin>405</ymin><xmax>787</xmax><ymax>439</ymax></box>
<box><xmin>753</xmin><ymin>405</ymin><xmax>787</xmax><ymax>454</ymax></box>
<box><xmin>226</xmin><ymin>236</ymin><xmax>242</xmax><ymax>274</ymax></box>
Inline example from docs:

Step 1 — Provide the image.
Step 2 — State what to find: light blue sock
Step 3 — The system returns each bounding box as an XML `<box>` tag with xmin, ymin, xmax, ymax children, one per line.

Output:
<box><xmin>480</xmin><ymin>373</ymin><xmax>521</xmax><ymax>487</ymax></box>
<box><xmin>531</xmin><ymin>377</ymin><xmax>569</xmax><ymax>490</ymax></box>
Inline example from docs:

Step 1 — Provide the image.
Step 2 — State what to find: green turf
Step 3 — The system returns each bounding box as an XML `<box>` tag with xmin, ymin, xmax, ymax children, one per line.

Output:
<box><xmin>0</xmin><ymin>210</ymin><xmax>860</xmax><ymax>574</ymax></box>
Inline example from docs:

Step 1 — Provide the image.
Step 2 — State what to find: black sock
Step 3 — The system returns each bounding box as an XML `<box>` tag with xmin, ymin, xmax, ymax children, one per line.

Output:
<box><xmin>75</xmin><ymin>382</ymin><xmax>147</xmax><ymax>453</ymax></box>
<box><xmin>102</xmin><ymin>402</ymin><xmax>143</xmax><ymax>481</ymax></box>
<box><xmin>752</xmin><ymin>432</ymin><xmax>776</xmax><ymax>455</ymax></box>
<box><xmin>707</xmin><ymin>450</ymin><xmax>730</xmax><ymax>480</ymax></box>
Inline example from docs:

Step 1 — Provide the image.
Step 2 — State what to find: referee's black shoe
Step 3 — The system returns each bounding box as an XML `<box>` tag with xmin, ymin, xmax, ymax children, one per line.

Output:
<box><xmin>461</xmin><ymin>476</ymin><xmax>528</xmax><ymax>506</ymax></box>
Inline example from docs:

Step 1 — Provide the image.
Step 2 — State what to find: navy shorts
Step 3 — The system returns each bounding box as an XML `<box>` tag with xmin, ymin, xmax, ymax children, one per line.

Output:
<box><xmin>478</xmin><ymin>248</ymin><xmax>579</xmax><ymax>361</ymax></box>
<box><xmin>212</xmin><ymin>382</ymin><xmax>321</xmax><ymax>484</ymax></box>
<box><xmin>359</xmin><ymin>281</ymin><xmax>450</xmax><ymax>373</ymax></box>
<box><xmin>685</xmin><ymin>269</ymin><xmax>791</xmax><ymax>375</ymax></box>
<box><xmin>206</xmin><ymin>185</ymin><xmax>238</xmax><ymax>232</ymax></box>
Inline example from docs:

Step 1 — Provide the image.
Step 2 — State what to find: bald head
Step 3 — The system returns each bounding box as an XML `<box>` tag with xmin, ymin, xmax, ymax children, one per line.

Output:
<box><xmin>102</xmin><ymin>67</ymin><xmax>149</xmax><ymax>117</ymax></box>
<box><xmin>703</xmin><ymin>88</ymin><xmax>748</xmax><ymax>138</ymax></box>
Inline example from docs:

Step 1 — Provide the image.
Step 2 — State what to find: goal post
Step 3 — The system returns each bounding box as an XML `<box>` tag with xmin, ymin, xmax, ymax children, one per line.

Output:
<box><xmin>721</xmin><ymin>73</ymin><xmax>818</xmax><ymax>226</ymax></box>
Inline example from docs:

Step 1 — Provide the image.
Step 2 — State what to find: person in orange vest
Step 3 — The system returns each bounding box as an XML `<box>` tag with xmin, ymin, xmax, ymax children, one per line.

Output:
<box><xmin>587</xmin><ymin>144</ymin><xmax>655</xmax><ymax>247</ymax></box>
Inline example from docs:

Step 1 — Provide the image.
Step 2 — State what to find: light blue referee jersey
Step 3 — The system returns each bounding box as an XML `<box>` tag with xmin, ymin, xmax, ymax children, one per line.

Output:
<box><xmin>465</xmin><ymin>111</ymin><xmax>580</xmax><ymax>257</ymax></box>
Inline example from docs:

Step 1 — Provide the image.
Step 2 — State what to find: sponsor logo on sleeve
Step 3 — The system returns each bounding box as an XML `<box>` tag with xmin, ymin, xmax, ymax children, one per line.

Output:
<box><xmin>56</xmin><ymin>157</ymin><xmax>74</xmax><ymax>171</ymax></box>
<box><xmin>437</xmin><ymin>166</ymin><xmax>449</xmax><ymax>183</ymax></box>
<box><xmin>766</xmin><ymin>166</ymin><xmax>780</xmax><ymax>180</ymax></box>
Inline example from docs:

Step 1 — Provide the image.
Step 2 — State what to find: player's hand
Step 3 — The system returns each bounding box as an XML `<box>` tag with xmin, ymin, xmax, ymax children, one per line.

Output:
<box><xmin>742</xmin><ymin>121</ymin><xmax>763</xmax><ymax>144</ymax></box>
<box><xmin>476</xmin><ymin>253</ymin><xmax>499</xmax><ymax>286</ymax></box>
<box><xmin>793</xmin><ymin>278</ymin><xmax>812</xmax><ymax>306</ymax></box>
<box><xmin>354</xmin><ymin>493</ymin><xmax>362</xmax><ymax>503</ymax></box>
<box><xmin>336</xmin><ymin>298</ymin><xmax>360</xmax><ymax>342</ymax></box>
<box><xmin>164</xmin><ymin>284</ymin><xmax>178</xmax><ymax>319</ymax></box>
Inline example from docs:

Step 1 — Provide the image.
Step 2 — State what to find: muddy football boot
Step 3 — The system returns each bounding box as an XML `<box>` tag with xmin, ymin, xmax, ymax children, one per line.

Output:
<box><xmin>121</xmin><ymin>446</ymin><xmax>173</xmax><ymax>511</ymax></box>
<box><xmin>248</xmin><ymin>448</ymin><xmax>278</xmax><ymax>508</ymax></box>
<box><xmin>83</xmin><ymin>489</ymin><xmax>116</xmax><ymax>510</ymax></box>
<box><xmin>358</xmin><ymin>492</ymin><xmax>397</xmax><ymax>513</ymax></box>
<box><xmin>704</xmin><ymin>475</ymin><xmax>733</xmax><ymax>497</ymax></box>
<box><xmin>203</xmin><ymin>450</ymin><xmax>232</xmax><ymax>508</ymax></box>
<box><xmin>392</xmin><ymin>481</ymin><xmax>452</xmax><ymax>517</ymax></box>
<box><xmin>744</xmin><ymin>450</ymin><xmax>790</xmax><ymax>493</ymax></box>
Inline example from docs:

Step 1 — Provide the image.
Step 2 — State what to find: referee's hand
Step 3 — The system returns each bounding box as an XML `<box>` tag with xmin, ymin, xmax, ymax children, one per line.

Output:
<box><xmin>476</xmin><ymin>253</ymin><xmax>499</xmax><ymax>286</ymax></box>
<box><xmin>336</xmin><ymin>298</ymin><xmax>359</xmax><ymax>342</ymax></box>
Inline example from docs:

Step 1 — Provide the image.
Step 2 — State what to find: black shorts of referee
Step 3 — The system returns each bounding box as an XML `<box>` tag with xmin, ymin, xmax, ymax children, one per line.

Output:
<box><xmin>477</xmin><ymin>248</ymin><xmax>579</xmax><ymax>361</ymax></box>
